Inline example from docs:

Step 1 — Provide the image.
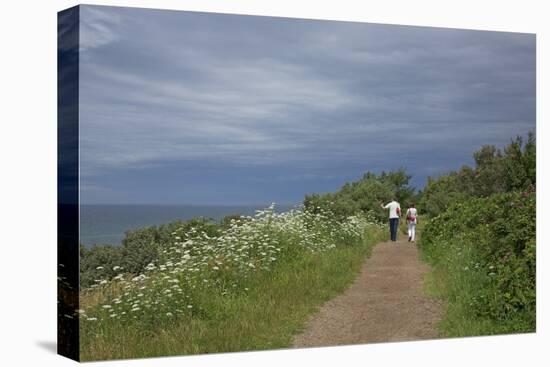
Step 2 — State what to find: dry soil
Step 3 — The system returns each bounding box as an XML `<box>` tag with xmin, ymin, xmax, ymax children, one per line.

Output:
<box><xmin>293</xmin><ymin>236</ymin><xmax>443</xmax><ymax>348</ymax></box>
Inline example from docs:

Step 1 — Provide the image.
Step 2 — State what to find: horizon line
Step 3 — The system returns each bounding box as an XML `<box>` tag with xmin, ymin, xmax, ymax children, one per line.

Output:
<box><xmin>78</xmin><ymin>202</ymin><xmax>302</xmax><ymax>207</ymax></box>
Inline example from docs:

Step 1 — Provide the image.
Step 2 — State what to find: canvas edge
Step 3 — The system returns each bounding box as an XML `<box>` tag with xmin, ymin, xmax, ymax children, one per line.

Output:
<box><xmin>57</xmin><ymin>4</ymin><xmax>81</xmax><ymax>362</ymax></box>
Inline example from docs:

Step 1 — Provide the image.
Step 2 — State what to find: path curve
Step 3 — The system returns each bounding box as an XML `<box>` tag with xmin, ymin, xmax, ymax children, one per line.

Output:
<box><xmin>293</xmin><ymin>237</ymin><xmax>442</xmax><ymax>347</ymax></box>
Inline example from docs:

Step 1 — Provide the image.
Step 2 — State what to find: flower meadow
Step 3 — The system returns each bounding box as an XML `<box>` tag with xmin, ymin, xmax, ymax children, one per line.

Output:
<box><xmin>79</xmin><ymin>204</ymin><xmax>384</xmax><ymax>358</ymax></box>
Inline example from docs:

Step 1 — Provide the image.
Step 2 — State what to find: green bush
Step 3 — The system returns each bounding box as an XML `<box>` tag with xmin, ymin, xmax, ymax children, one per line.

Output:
<box><xmin>221</xmin><ymin>214</ymin><xmax>249</xmax><ymax>229</ymax></box>
<box><xmin>420</xmin><ymin>190</ymin><xmax>535</xmax><ymax>335</ymax></box>
<box><xmin>80</xmin><ymin>218</ymin><xmax>222</xmax><ymax>288</ymax></box>
<box><xmin>80</xmin><ymin>245</ymin><xmax>123</xmax><ymax>289</ymax></box>
<box><xmin>304</xmin><ymin>168</ymin><xmax>415</xmax><ymax>222</ymax></box>
<box><xmin>419</xmin><ymin>133</ymin><xmax>535</xmax><ymax>218</ymax></box>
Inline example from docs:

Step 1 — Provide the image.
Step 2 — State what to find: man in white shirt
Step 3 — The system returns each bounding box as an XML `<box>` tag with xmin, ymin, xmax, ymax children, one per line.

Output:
<box><xmin>381</xmin><ymin>199</ymin><xmax>401</xmax><ymax>242</ymax></box>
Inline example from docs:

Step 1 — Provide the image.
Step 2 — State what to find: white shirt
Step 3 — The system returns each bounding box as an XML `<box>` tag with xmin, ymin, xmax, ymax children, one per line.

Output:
<box><xmin>406</xmin><ymin>208</ymin><xmax>418</xmax><ymax>223</ymax></box>
<box><xmin>384</xmin><ymin>201</ymin><xmax>401</xmax><ymax>219</ymax></box>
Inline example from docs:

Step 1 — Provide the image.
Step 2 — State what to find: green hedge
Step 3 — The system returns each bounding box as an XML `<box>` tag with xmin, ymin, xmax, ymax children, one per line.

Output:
<box><xmin>80</xmin><ymin>218</ymin><xmax>220</xmax><ymax>289</ymax></box>
<box><xmin>420</xmin><ymin>191</ymin><xmax>535</xmax><ymax>335</ymax></box>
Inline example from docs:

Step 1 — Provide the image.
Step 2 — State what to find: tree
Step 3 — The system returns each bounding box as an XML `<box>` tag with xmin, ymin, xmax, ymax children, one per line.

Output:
<box><xmin>417</xmin><ymin>132</ymin><xmax>535</xmax><ymax>217</ymax></box>
<box><xmin>502</xmin><ymin>133</ymin><xmax>536</xmax><ymax>192</ymax></box>
<box><xmin>304</xmin><ymin>168</ymin><xmax>415</xmax><ymax>221</ymax></box>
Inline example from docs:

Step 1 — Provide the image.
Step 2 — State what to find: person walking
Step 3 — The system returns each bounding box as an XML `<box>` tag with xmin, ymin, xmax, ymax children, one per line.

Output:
<box><xmin>381</xmin><ymin>198</ymin><xmax>401</xmax><ymax>242</ymax></box>
<box><xmin>405</xmin><ymin>204</ymin><xmax>418</xmax><ymax>242</ymax></box>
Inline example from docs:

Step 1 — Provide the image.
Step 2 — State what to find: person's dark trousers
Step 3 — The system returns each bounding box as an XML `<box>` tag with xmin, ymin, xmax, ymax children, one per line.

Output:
<box><xmin>389</xmin><ymin>218</ymin><xmax>399</xmax><ymax>241</ymax></box>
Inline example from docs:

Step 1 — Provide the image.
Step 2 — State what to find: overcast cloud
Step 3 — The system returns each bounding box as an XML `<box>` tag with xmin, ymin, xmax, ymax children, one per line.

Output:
<box><xmin>78</xmin><ymin>5</ymin><xmax>535</xmax><ymax>205</ymax></box>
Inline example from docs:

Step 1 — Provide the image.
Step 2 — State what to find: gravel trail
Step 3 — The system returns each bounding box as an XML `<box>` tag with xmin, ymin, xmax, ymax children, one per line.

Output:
<box><xmin>293</xmin><ymin>237</ymin><xmax>443</xmax><ymax>347</ymax></box>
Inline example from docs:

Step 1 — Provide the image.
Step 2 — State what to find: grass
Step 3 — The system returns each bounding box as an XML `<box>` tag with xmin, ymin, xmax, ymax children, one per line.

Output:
<box><xmin>421</xmin><ymin>259</ymin><xmax>497</xmax><ymax>337</ymax></box>
<box><xmin>422</xmin><ymin>253</ymin><xmax>535</xmax><ymax>338</ymax></box>
<box><xmin>80</xmin><ymin>226</ymin><xmax>384</xmax><ymax>361</ymax></box>
<box><xmin>419</xmin><ymin>193</ymin><xmax>536</xmax><ymax>338</ymax></box>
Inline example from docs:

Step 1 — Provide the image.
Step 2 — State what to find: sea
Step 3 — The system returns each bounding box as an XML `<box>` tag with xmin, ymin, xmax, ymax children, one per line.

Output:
<box><xmin>80</xmin><ymin>204</ymin><xmax>297</xmax><ymax>247</ymax></box>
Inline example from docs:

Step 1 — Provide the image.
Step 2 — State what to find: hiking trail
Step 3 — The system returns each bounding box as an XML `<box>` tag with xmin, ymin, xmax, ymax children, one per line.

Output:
<box><xmin>293</xmin><ymin>236</ymin><xmax>443</xmax><ymax>347</ymax></box>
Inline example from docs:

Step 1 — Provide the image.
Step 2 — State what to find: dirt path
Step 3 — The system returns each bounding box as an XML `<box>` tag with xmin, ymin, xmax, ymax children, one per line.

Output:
<box><xmin>293</xmin><ymin>236</ymin><xmax>442</xmax><ymax>348</ymax></box>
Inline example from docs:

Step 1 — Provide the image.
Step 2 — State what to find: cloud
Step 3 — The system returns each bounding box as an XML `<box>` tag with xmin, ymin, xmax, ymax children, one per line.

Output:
<box><xmin>76</xmin><ymin>6</ymin><xmax>535</xmax><ymax>203</ymax></box>
<box><xmin>79</xmin><ymin>6</ymin><xmax>122</xmax><ymax>51</ymax></box>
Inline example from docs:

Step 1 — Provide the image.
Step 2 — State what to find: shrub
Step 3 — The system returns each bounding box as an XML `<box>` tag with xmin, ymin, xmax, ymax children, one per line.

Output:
<box><xmin>304</xmin><ymin>168</ymin><xmax>415</xmax><ymax>222</ymax></box>
<box><xmin>420</xmin><ymin>190</ymin><xmax>535</xmax><ymax>334</ymax></box>
<box><xmin>419</xmin><ymin>133</ymin><xmax>535</xmax><ymax>218</ymax></box>
<box><xmin>80</xmin><ymin>218</ymin><xmax>222</xmax><ymax>288</ymax></box>
<box><xmin>80</xmin><ymin>245</ymin><xmax>123</xmax><ymax>289</ymax></box>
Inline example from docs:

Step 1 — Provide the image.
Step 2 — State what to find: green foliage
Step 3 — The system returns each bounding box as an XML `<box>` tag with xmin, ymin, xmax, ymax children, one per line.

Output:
<box><xmin>80</xmin><ymin>245</ymin><xmax>123</xmax><ymax>289</ymax></box>
<box><xmin>80</xmin><ymin>218</ymin><xmax>221</xmax><ymax>288</ymax></box>
<box><xmin>501</xmin><ymin>133</ymin><xmax>536</xmax><ymax>191</ymax></box>
<box><xmin>80</xmin><ymin>226</ymin><xmax>385</xmax><ymax>360</ymax></box>
<box><xmin>420</xmin><ymin>191</ymin><xmax>536</xmax><ymax>335</ymax></box>
<box><xmin>79</xmin><ymin>207</ymin><xmax>385</xmax><ymax>360</ymax></box>
<box><xmin>78</xmin><ymin>130</ymin><xmax>536</xmax><ymax>354</ymax></box>
<box><xmin>304</xmin><ymin>168</ymin><xmax>415</xmax><ymax>222</ymax></box>
<box><xmin>419</xmin><ymin>133</ymin><xmax>535</xmax><ymax>218</ymax></box>
<box><xmin>417</xmin><ymin>170</ymin><xmax>474</xmax><ymax>218</ymax></box>
<box><xmin>221</xmin><ymin>214</ymin><xmax>247</xmax><ymax>229</ymax></box>
<box><xmin>118</xmin><ymin>226</ymin><xmax>160</xmax><ymax>275</ymax></box>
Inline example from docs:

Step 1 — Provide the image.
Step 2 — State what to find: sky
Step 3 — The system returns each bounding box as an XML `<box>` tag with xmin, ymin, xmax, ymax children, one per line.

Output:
<box><xmin>78</xmin><ymin>5</ymin><xmax>536</xmax><ymax>205</ymax></box>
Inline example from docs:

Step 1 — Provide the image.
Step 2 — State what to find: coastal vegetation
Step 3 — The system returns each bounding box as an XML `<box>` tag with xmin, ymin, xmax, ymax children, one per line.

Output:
<box><xmin>80</xmin><ymin>219</ymin><xmax>219</xmax><ymax>289</ymax></box>
<box><xmin>79</xmin><ymin>206</ymin><xmax>385</xmax><ymax>360</ymax></box>
<box><xmin>419</xmin><ymin>133</ymin><xmax>536</xmax><ymax>335</ymax></box>
<box><xmin>304</xmin><ymin>168</ymin><xmax>417</xmax><ymax>222</ymax></box>
<box><xmin>78</xmin><ymin>132</ymin><xmax>536</xmax><ymax>359</ymax></box>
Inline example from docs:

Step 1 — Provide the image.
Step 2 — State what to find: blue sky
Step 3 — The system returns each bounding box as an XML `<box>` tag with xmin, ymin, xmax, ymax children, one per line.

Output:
<box><xmin>78</xmin><ymin>5</ymin><xmax>536</xmax><ymax>205</ymax></box>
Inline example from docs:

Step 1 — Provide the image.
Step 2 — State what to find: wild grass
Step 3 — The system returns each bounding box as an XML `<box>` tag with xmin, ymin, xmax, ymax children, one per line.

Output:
<box><xmin>79</xmin><ymin>205</ymin><xmax>385</xmax><ymax>361</ymax></box>
<box><xmin>422</xmin><ymin>240</ymin><xmax>505</xmax><ymax>337</ymax></box>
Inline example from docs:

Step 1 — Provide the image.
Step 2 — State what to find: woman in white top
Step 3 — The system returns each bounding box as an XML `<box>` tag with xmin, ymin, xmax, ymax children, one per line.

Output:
<box><xmin>405</xmin><ymin>204</ymin><xmax>418</xmax><ymax>242</ymax></box>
